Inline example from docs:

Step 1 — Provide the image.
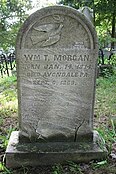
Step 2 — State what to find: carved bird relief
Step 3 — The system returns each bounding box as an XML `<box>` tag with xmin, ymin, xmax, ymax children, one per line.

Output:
<box><xmin>31</xmin><ymin>23</ymin><xmax>64</xmax><ymax>47</ymax></box>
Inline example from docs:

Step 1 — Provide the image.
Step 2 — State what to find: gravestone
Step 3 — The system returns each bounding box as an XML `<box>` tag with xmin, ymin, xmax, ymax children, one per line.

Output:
<box><xmin>6</xmin><ymin>5</ymin><xmax>107</xmax><ymax>168</ymax></box>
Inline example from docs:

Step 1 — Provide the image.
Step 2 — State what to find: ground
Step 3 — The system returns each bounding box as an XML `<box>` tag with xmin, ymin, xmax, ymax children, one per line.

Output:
<box><xmin>0</xmin><ymin>74</ymin><xmax>116</xmax><ymax>174</ymax></box>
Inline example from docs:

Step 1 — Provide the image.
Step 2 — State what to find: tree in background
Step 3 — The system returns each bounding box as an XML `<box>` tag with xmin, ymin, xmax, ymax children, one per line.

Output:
<box><xmin>60</xmin><ymin>0</ymin><xmax>93</xmax><ymax>8</ymax></box>
<box><xmin>0</xmin><ymin>0</ymin><xmax>32</xmax><ymax>50</ymax></box>
<box><xmin>59</xmin><ymin>0</ymin><xmax>116</xmax><ymax>50</ymax></box>
<box><xmin>0</xmin><ymin>0</ymin><xmax>115</xmax><ymax>51</ymax></box>
<box><xmin>95</xmin><ymin>0</ymin><xmax>115</xmax><ymax>50</ymax></box>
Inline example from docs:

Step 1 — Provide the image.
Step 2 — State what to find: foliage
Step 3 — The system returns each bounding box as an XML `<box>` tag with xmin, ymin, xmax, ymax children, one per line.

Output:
<box><xmin>110</xmin><ymin>54</ymin><xmax>116</xmax><ymax>66</ymax></box>
<box><xmin>59</xmin><ymin>0</ymin><xmax>116</xmax><ymax>50</ymax></box>
<box><xmin>0</xmin><ymin>162</ymin><xmax>12</xmax><ymax>174</ymax></box>
<box><xmin>91</xmin><ymin>160</ymin><xmax>107</xmax><ymax>169</ymax></box>
<box><xmin>52</xmin><ymin>162</ymin><xmax>84</xmax><ymax>174</ymax></box>
<box><xmin>59</xmin><ymin>0</ymin><xmax>93</xmax><ymax>9</ymax></box>
<box><xmin>0</xmin><ymin>126</ymin><xmax>16</xmax><ymax>150</ymax></box>
<box><xmin>95</xmin><ymin>0</ymin><xmax>116</xmax><ymax>49</ymax></box>
<box><xmin>0</xmin><ymin>0</ymin><xmax>32</xmax><ymax>50</ymax></box>
<box><xmin>96</xmin><ymin>119</ymin><xmax>116</xmax><ymax>153</ymax></box>
<box><xmin>52</xmin><ymin>164</ymin><xmax>64</xmax><ymax>174</ymax></box>
<box><xmin>68</xmin><ymin>161</ymin><xmax>83</xmax><ymax>174</ymax></box>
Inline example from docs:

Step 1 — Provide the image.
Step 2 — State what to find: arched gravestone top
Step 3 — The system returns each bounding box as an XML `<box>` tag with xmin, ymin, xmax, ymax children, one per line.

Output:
<box><xmin>16</xmin><ymin>5</ymin><xmax>98</xmax><ymax>142</ymax></box>
<box><xmin>16</xmin><ymin>6</ymin><xmax>97</xmax><ymax>50</ymax></box>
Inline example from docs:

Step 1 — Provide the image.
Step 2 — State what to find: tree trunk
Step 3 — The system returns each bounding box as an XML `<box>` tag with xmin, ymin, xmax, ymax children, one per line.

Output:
<box><xmin>111</xmin><ymin>13</ymin><xmax>115</xmax><ymax>50</ymax></box>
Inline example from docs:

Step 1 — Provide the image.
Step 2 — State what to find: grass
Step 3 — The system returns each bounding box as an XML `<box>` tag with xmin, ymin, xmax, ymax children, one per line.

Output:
<box><xmin>94</xmin><ymin>74</ymin><xmax>116</xmax><ymax>154</ymax></box>
<box><xmin>0</xmin><ymin>73</ymin><xmax>116</xmax><ymax>174</ymax></box>
<box><xmin>0</xmin><ymin>76</ymin><xmax>17</xmax><ymax>118</ymax></box>
<box><xmin>95</xmin><ymin>74</ymin><xmax>116</xmax><ymax>117</ymax></box>
<box><xmin>0</xmin><ymin>76</ymin><xmax>18</xmax><ymax>152</ymax></box>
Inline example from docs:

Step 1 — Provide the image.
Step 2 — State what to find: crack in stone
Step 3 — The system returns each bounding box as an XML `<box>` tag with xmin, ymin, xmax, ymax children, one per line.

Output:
<box><xmin>74</xmin><ymin>119</ymin><xmax>85</xmax><ymax>142</ymax></box>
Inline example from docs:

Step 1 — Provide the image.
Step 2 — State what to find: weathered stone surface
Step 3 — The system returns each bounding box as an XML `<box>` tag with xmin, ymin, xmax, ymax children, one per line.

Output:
<box><xmin>16</xmin><ymin>5</ymin><xmax>98</xmax><ymax>142</ymax></box>
<box><xmin>6</xmin><ymin>5</ymin><xmax>107</xmax><ymax>167</ymax></box>
<box><xmin>6</xmin><ymin>131</ymin><xmax>107</xmax><ymax>168</ymax></box>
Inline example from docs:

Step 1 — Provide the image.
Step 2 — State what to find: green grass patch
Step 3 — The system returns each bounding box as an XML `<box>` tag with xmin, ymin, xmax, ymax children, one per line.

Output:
<box><xmin>0</xmin><ymin>76</ymin><xmax>18</xmax><ymax>118</ymax></box>
<box><xmin>95</xmin><ymin>75</ymin><xmax>116</xmax><ymax>117</ymax></box>
<box><xmin>94</xmin><ymin>75</ymin><xmax>116</xmax><ymax>153</ymax></box>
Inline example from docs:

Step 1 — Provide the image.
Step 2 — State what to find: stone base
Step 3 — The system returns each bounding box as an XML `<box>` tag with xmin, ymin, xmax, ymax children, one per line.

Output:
<box><xmin>5</xmin><ymin>131</ymin><xmax>107</xmax><ymax>168</ymax></box>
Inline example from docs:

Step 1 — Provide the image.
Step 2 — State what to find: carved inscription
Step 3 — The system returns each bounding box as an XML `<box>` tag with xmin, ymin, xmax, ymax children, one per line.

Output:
<box><xmin>20</xmin><ymin>50</ymin><xmax>94</xmax><ymax>87</ymax></box>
